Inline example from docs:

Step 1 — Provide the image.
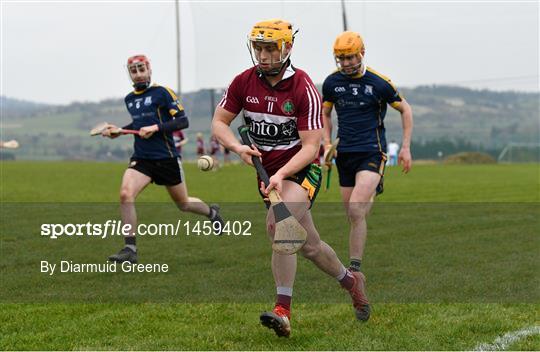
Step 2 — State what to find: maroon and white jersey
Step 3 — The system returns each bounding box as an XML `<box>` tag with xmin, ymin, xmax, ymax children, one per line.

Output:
<box><xmin>219</xmin><ymin>65</ymin><xmax>322</xmax><ymax>175</ymax></box>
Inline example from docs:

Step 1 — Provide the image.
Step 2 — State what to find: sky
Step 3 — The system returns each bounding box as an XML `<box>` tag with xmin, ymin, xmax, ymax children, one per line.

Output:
<box><xmin>1</xmin><ymin>1</ymin><xmax>539</xmax><ymax>105</ymax></box>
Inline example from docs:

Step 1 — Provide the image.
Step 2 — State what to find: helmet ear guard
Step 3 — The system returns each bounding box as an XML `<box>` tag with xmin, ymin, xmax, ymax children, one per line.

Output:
<box><xmin>247</xmin><ymin>19</ymin><xmax>297</xmax><ymax>76</ymax></box>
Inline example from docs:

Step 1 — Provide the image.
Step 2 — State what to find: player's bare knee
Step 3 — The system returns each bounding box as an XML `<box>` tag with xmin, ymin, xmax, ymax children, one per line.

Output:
<box><xmin>119</xmin><ymin>188</ymin><xmax>135</xmax><ymax>203</ymax></box>
<box><xmin>347</xmin><ymin>205</ymin><xmax>368</xmax><ymax>224</ymax></box>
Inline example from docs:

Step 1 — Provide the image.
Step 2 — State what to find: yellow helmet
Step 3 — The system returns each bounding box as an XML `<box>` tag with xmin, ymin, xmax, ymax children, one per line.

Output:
<box><xmin>247</xmin><ymin>19</ymin><xmax>296</xmax><ymax>76</ymax></box>
<box><xmin>333</xmin><ymin>31</ymin><xmax>365</xmax><ymax>57</ymax></box>
<box><xmin>333</xmin><ymin>31</ymin><xmax>366</xmax><ymax>76</ymax></box>
<box><xmin>249</xmin><ymin>19</ymin><xmax>294</xmax><ymax>47</ymax></box>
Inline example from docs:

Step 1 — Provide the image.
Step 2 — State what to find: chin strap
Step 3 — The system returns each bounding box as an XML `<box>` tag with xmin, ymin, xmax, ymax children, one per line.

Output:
<box><xmin>258</xmin><ymin>59</ymin><xmax>291</xmax><ymax>77</ymax></box>
<box><xmin>133</xmin><ymin>81</ymin><xmax>150</xmax><ymax>91</ymax></box>
<box><xmin>340</xmin><ymin>61</ymin><xmax>366</xmax><ymax>77</ymax></box>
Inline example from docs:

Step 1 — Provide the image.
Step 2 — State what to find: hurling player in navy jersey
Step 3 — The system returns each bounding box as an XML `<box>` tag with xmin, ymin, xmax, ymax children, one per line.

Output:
<box><xmin>101</xmin><ymin>55</ymin><xmax>224</xmax><ymax>264</ymax></box>
<box><xmin>322</xmin><ymin>32</ymin><xmax>413</xmax><ymax>308</ymax></box>
<box><xmin>212</xmin><ymin>19</ymin><xmax>370</xmax><ymax>337</ymax></box>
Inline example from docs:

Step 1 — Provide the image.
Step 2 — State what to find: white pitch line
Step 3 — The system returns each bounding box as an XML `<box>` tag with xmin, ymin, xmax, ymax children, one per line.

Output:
<box><xmin>474</xmin><ymin>326</ymin><xmax>540</xmax><ymax>351</ymax></box>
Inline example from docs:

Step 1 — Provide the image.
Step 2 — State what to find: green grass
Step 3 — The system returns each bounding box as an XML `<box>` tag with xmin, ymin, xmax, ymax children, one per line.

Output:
<box><xmin>1</xmin><ymin>161</ymin><xmax>539</xmax><ymax>350</ymax></box>
<box><xmin>1</xmin><ymin>303</ymin><xmax>539</xmax><ymax>350</ymax></box>
<box><xmin>1</xmin><ymin>162</ymin><xmax>539</xmax><ymax>202</ymax></box>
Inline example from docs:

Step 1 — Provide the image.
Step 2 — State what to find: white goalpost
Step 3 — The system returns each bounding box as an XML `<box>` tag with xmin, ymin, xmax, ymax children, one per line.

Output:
<box><xmin>497</xmin><ymin>142</ymin><xmax>540</xmax><ymax>163</ymax></box>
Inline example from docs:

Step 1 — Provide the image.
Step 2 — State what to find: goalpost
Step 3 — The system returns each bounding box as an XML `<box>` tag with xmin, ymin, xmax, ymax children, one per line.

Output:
<box><xmin>497</xmin><ymin>142</ymin><xmax>540</xmax><ymax>163</ymax></box>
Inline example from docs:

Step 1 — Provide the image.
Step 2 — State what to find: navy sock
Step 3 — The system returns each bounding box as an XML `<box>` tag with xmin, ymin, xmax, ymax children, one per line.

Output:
<box><xmin>125</xmin><ymin>236</ymin><xmax>136</xmax><ymax>248</ymax></box>
<box><xmin>350</xmin><ymin>259</ymin><xmax>362</xmax><ymax>272</ymax></box>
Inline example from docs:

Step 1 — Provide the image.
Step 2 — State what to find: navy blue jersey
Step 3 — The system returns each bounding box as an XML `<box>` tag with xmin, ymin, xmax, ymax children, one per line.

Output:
<box><xmin>124</xmin><ymin>85</ymin><xmax>186</xmax><ymax>159</ymax></box>
<box><xmin>322</xmin><ymin>67</ymin><xmax>402</xmax><ymax>153</ymax></box>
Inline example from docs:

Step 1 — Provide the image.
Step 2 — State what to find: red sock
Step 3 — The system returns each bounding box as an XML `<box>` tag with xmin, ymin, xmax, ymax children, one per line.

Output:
<box><xmin>339</xmin><ymin>270</ymin><xmax>355</xmax><ymax>290</ymax></box>
<box><xmin>276</xmin><ymin>294</ymin><xmax>291</xmax><ymax>311</ymax></box>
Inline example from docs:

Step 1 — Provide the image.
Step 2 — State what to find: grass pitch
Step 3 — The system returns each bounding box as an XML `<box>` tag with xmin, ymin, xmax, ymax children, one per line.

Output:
<box><xmin>1</xmin><ymin>161</ymin><xmax>539</xmax><ymax>350</ymax></box>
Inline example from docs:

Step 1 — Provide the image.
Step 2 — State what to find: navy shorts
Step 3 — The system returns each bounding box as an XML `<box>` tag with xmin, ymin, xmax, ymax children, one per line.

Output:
<box><xmin>335</xmin><ymin>151</ymin><xmax>386</xmax><ymax>195</ymax></box>
<box><xmin>128</xmin><ymin>157</ymin><xmax>184</xmax><ymax>186</ymax></box>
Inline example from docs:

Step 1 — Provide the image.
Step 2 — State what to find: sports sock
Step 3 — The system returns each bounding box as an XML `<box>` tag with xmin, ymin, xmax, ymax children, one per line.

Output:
<box><xmin>337</xmin><ymin>267</ymin><xmax>355</xmax><ymax>290</ymax></box>
<box><xmin>208</xmin><ymin>207</ymin><xmax>215</xmax><ymax>219</ymax></box>
<box><xmin>124</xmin><ymin>236</ymin><xmax>136</xmax><ymax>252</ymax></box>
<box><xmin>336</xmin><ymin>265</ymin><xmax>347</xmax><ymax>280</ymax></box>
<box><xmin>349</xmin><ymin>258</ymin><xmax>362</xmax><ymax>272</ymax></box>
<box><xmin>276</xmin><ymin>286</ymin><xmax>292</xmax><ymax>311</ymax></box>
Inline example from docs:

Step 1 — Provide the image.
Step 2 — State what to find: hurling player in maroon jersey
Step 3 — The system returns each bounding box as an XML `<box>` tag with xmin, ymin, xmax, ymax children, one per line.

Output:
<box><xmin>212</xmin><ymin>19</ymin><xmax>369</xmax><ymax>337</ymax></box>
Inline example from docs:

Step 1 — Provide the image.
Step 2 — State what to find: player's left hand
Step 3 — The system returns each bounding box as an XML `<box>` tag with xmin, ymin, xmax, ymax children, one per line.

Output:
<box><xmin>398</xmin><ymin>147</ymin><xmax>412</xmax><ymax>173</ymax></box>
<box><xmin>323</xmin><ymin>144</ymin><xmax>337</xmax><ymax>167</ymax></box>
<box><xmin>262</xmin><ymin>173</ymin><xmax>284</xmax><ymax>196</ymax></box>
<box><xmin>139</xmin><ymin>124</ymin><xmax>159</xmax><ymax>139</ymax></box>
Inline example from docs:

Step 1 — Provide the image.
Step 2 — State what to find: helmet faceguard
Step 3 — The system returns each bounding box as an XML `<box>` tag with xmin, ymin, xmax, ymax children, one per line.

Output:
<box><xmin>127</xmin><ymin>55</ymin><xmax>152</xmax><ymax>91</ymax></box>
<box><xmin>247</xmin><ymin>19</ymin><xmax>297</xmax><ymax>76</ymax></box>
<box><xmin>333</xmin><ymin>31</ymin><xmax>366</xmax><ymax>76</ymax></box>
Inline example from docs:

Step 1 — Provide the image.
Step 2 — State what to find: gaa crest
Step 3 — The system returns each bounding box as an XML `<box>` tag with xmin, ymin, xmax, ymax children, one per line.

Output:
<box><xmin>281</xmin><ymin>99</ymin><xmax>295</xmax><ymax>116</ymax></box>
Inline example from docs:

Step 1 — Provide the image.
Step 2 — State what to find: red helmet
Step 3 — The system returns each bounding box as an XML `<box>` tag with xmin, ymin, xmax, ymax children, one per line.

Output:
<box><xmin>127</xmin><ymin>55</ymin><xmax>151</xmax><ymax>70</ymax></box>
<box><xmin>126</xmin><ymin>55</ymin><xmax>151</xmax><ymax>90</ymax></box>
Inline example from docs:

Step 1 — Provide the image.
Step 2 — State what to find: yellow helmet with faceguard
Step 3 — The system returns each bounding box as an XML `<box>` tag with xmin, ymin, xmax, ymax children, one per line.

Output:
<box><xmin>247</xmin><ymin>19</ymin><xmax>296</xmax><ymax>76</ymax></box>
<box><xmin>249</xmin><ymin>19</ymin><xmax>294</xmax><ymax>46</ymax></box>
<box><xmin>333</xmin><ymin>31</ymin><xmax>366</xmax><ymax>76</ymax></box>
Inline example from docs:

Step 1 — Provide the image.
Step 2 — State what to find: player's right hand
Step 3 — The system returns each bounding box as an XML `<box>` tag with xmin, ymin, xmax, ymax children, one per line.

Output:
<box><xmin>101</xmin><ymin>124</ymin><xmax>120</xmax><ymax>139</ymax></box>
<box><xmin>398</xmin><ymin>146</ymin><xmax>412</xmax><ymax>173</ymax></box>
<box><xmin>236</xmin><ymin>144</ymin><xmax>262</xmax><ymax>166</ymax></box>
